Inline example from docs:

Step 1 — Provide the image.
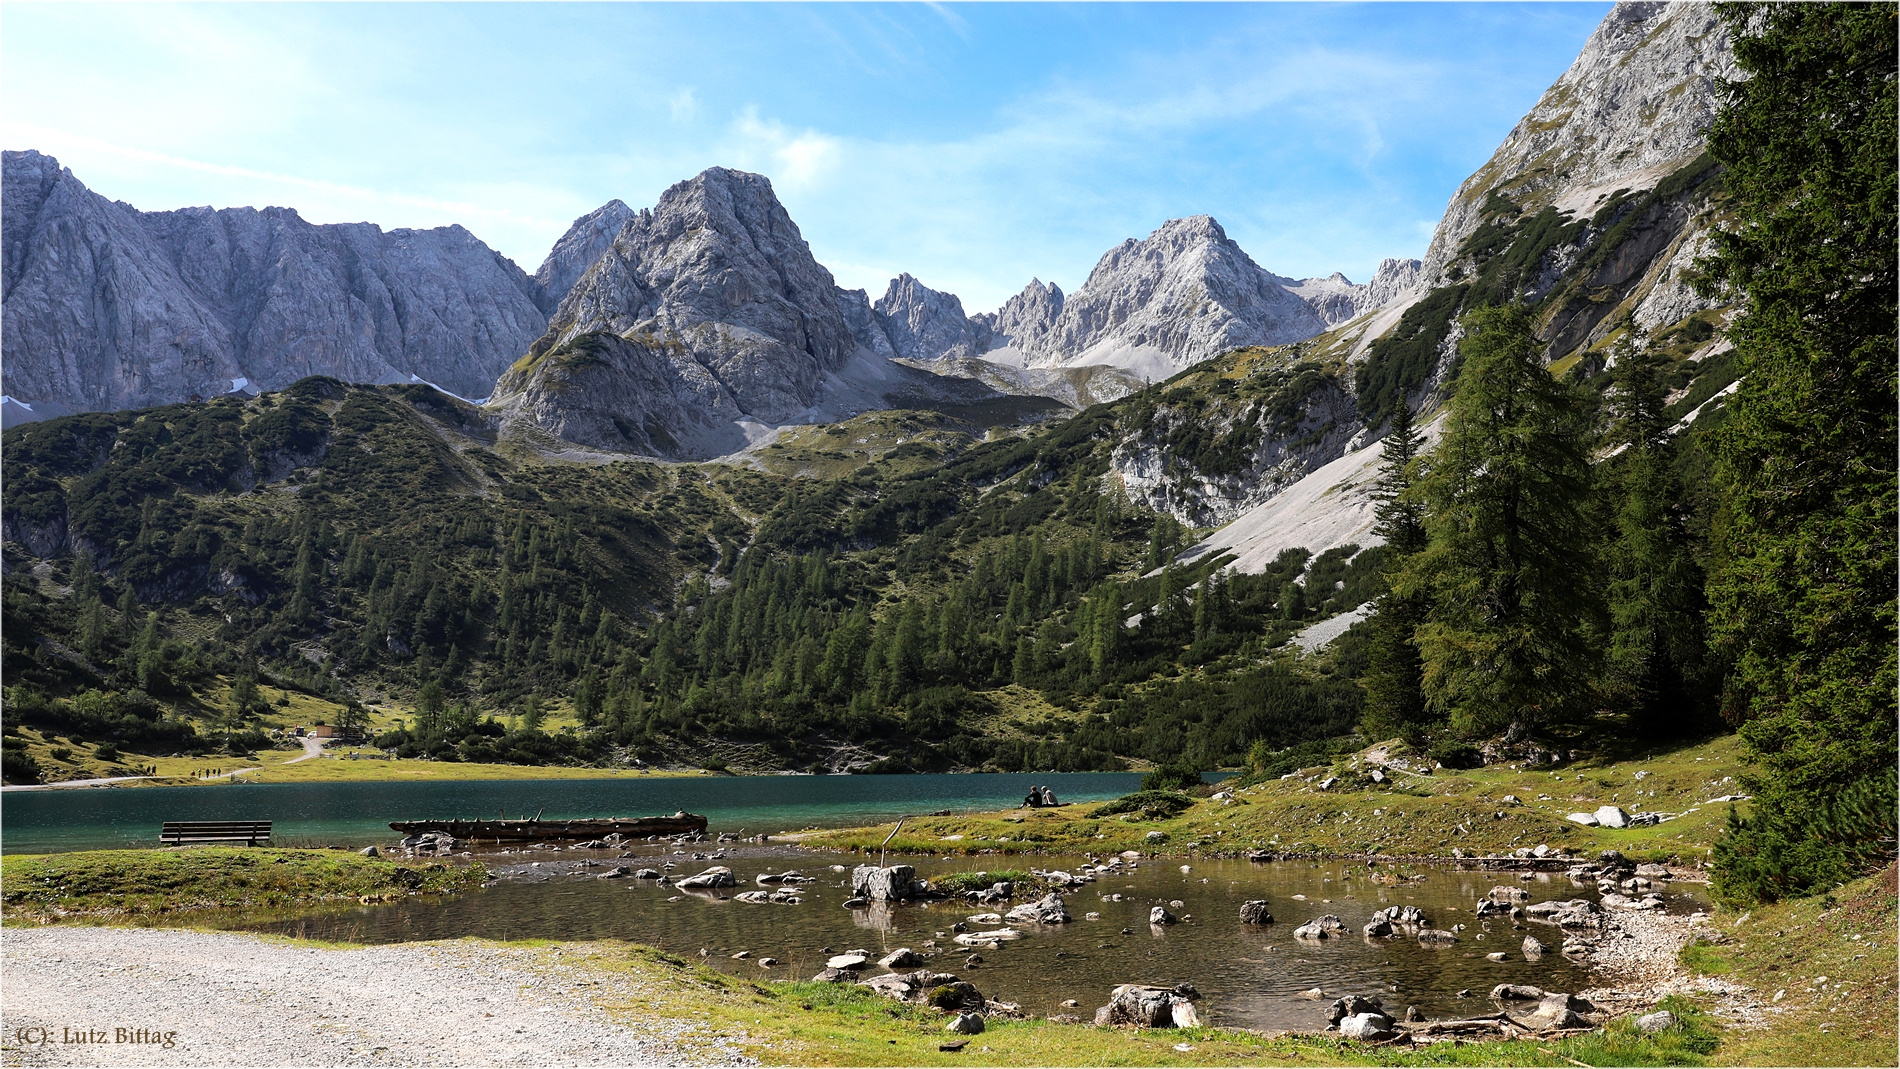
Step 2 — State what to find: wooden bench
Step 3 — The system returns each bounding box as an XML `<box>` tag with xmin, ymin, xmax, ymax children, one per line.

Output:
<box><xmin>160</xmin><ymin>820</ymin><xmax>272</xmax><ymax>846</ymax></box>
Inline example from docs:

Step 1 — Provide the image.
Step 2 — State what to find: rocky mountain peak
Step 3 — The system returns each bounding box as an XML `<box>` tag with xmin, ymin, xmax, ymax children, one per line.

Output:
<box><xmin>872</xmin><ymin>273</ymin><xmax>992</xmax><ymax>361</ymax></box>
<box><xmin>534</xmin><ymin>199</ymin><xmax>636</xmax><ymax>312</ymax></box>
<box><xmin>1</xmin><ymin>149</ymin><xmax>548</xmax><ymax>412</ymax></box>
<box><xmin>1419</xmin><ymin>0</ymin><xmax>1737</xmax><ymax>288</ymax></box>
<box><xmin>525</xmin><ymin>166</ymin><xmax>854</xmax><ymax>425</ymax></box>
<box><xmin>1013</xmin><ymin>214</ymin><xmax>1326</xmax><ymax>377</ymax></box>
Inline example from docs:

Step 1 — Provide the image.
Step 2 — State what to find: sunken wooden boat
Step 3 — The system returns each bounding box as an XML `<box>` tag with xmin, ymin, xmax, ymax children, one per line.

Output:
<box><xmin>389</xmin><ymin>811</ymin><xmax>707</xmax><ymax>842</ymax></box>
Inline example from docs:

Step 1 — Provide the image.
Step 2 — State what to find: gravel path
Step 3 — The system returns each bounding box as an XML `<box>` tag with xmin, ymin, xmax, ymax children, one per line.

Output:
<box><xmin>2</xmin><ymin>927</ymin><xmax>755</xmax><ymax>1067</ymax></box>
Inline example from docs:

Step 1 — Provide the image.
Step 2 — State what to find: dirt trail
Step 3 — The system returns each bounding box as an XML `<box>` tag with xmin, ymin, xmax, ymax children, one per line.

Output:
<box><xmin>1</xmin><ymin>927</ymin><xmax>752</xmax><ymax>1067</ymax></box>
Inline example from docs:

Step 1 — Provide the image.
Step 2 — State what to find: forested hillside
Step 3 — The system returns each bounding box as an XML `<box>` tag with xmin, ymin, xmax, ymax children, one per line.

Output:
<box><xmin>0</xmin><ymin>359</ymin><xmax>1383</xmax><ymax>780</ymax></box>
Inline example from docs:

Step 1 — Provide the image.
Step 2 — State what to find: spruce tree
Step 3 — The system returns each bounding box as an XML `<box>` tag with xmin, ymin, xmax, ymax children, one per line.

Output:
<box><xmin>1699</xmin><ymin>3</ymin><xmax>1897</xmax><ymax>902</ymax></box>
<box><xmin>1360</xmin><ymin>399</ymin><xmax>1432</xmax><ymax>742</ymax></box>
<box><xmin>1602</xmin><ymin>338</ymin><xmax>1710</xmax><ymax>734</ymax></box>
<box><xmin>1402</xmin><ymin>305</ymin><xmax>1600</xmax><ymax>736</ymax></box>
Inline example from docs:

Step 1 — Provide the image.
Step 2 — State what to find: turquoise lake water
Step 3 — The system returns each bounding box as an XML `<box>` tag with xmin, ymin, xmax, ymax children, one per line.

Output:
<box><xmin>0</xmin><ymin>771</ymin><xmax>1151</xmax><ymax>853</ymax></box>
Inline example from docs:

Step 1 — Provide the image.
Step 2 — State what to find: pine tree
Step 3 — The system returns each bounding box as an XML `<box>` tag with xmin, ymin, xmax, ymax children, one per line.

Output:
<box><xmin>1699</xmin><ymin>3</ymin><xmax>1897</xmax><ymax>903</ymax></box>
<box><xmin>1360</xmin><ymin>398</ymin><xmax>1432</xmax><ymax>742</ymax></box>
<box><xmin>1602</xmin><ymin>338</ymin><xmax>1711</xmax><ymax>734</ymax></box>
<box><xmin>1401</xmin><ymin>305</ymin><xmax>1600</xmax><ymax>736</ymax></box>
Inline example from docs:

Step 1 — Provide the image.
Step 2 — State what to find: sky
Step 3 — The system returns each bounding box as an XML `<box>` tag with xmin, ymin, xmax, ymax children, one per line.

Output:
<box><xmin>2</xmin><ymin>2</ymin><xmax>1612</xmax><ymax>313</ymax></box>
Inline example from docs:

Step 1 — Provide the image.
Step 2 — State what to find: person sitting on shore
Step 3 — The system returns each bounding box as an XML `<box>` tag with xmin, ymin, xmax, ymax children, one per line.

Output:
<box><xmin>1024</xmin><ymin>787</ymin><xmax>1042</xmax><ymax>808</ymax></box>
<box><xmin>1040</xmin><ymin>786</ymin><xmax>1059</xmax><ymax>807</ymax></box>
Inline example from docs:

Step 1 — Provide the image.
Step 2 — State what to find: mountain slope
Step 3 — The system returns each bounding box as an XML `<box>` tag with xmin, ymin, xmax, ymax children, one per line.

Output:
<box><xmin>1</xmin><ymin>150</ymin><xmax>548</xmax><ymax>412</ymax></box>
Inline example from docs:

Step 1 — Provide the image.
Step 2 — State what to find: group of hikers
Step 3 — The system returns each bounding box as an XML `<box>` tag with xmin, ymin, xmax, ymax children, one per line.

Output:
<box><xmin>1022</xmin><ymin>784</ymin><xmax>1061</xmax><ymax>808</ymax></box>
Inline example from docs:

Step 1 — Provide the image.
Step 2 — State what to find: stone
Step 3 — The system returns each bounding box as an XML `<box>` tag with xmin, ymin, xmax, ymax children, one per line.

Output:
<box><xmin>1418</xmin><ymin>929</ymin><xmax>1459</xmax><ymax>945</ymax></box>
<box><xmin>1093</xmin><ymin>984</ymin><xmax>1200</xmax><ymax>1029</ymax></box>
<box><xmin>1362</xmin><ymin>918</ymin><xmax>1394</xmax><ymax>938</ymax></box>
<box><xmin>1338</xmin><ymin>1013</ymin><xmax>1397</xmax><ymax>1041</ymax></box>
<box><xmin>1486</xmin><ymin>952</ymin><xmax>1508</xmax><ymax>961</ymax></box>
<box><xmin>632</xmin><ymin>868</ymin><xmax>663</xmax><ymax>880</ymax></box>
<box><xmin>826</xmin><ymin>954</ymin><xmax>869</xmax><ymax>970</ymax></box>
<box><xmin>1523</xmin><ymin>936</ymin><xmax>1548</xmax><ymax>957</ymax></box>
<box><xmin>1566</xmin><ymin>813</ymin><xmax>1601</xmax><ymax>827</ymax></box>
<box><xmin>1537</xmin><ymin>993</ymin><xmax>1595</xmax><ymax>1016</ymax></box>
<box><xmin>1594</xmin><ymin>805</ymin><xmax>1631</xmax><ymax>829</ymax></box>
<box><xmin>1145</xmin><ymin>831</ymin><xmax>1167</xmax><ymax>843</ymax></box>
<box><xmin>859</xmin><ymin>974</ymin><xmax>916</xmax><ymax>1000</ymax></box>
<box><xmin>1372</xmin><ymin>905</ymin><xmax>1430</xmax><ymax>927</ymax></box>
<box><xmin>758</xmin><ymin>958</ymin><xmax>778</xmax><ymax>967</ymax></box>
<box><xmin>676</xmin><ymin>866</ymin><xmax>736</xmax><ymax>889</ymax></box>
<box><xmin>1238</xmin><ymin>900</ymin><xmax>1274</xmax><ymax>925</ymax></box>
<box><xmin>358</xmin><ymin>846</ymin><xmax>379</xmax><ymax>857</ymax></box>
<box><xmin>1490</xmin><ymin>984</ymin><xmax>1545</xmax><ymax>1001</ymax></box>
<box><xmin>1487</xmin><ymin>885</ymin><xmax>1531</xmax><ymax>903</ymax></box>
<box><xmin>1004</xmin><ymin>893</ymin><xmax>1072</xmax><ymax>925</ymax></box>
<box><xmin>880</xmin><ymin>948</ymin><xmax>926</xmax><ymax>969</ymax></box>
<box><xmin>1405</xmin><ymin>1006</ymin><xmax>1425</xmax><ymax>1023</ymax></box>
<box><xmin>1317</xmin><ymin>777</ymin><xmax>1339</xmax><ymax>791</ymax></box>
<box><xmin>1150</xmin><ymin>906</ymin><xmax>1179</xmax><ymax>926</ymax></box>
<box><xmin>811</xmin><ymin>968</ymin><xmax>855</xmax><ymax>983</ymax></box>
<box><xmin>944</xmin><ymin>1013</ymin><xmax>985</xmax><ymax>1036</ymax></box>
<box><xmin>1327</xmin><ymin>995</ymin><xmax>1385</xmax><ymax>1027</ymax></box>
<box><xmin>928</xmin><ymin>982</ymin><xmax>987</xmax><ymax>1012</ymax></box>
<box><xmin>1634</xmin><ymin>863</ymin><xmax>1672</xmax><ymax>879</ymax></box>
<box><xmin>849</xmin><ymin>864</ymin><xmax>918</xmax><ymax>902</ymax></box>
<box><xmin>1636</xmin><ymin>1010</ymin><xmax>1677</xmax><ymax>1033</ymax></box>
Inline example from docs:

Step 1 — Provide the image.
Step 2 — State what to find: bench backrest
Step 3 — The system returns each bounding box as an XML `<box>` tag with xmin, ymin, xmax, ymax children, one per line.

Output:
<box><xmin>159</xmin><ymin>821</ymin><xmax>273</xmax><ymax>845</ymax></box>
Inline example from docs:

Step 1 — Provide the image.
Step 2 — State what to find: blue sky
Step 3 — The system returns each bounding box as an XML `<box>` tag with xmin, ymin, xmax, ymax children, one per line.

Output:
<box><xmin>2</xmin><ymin>2</ymin><xmax>1610</xmax><ymax>313</ymax></box>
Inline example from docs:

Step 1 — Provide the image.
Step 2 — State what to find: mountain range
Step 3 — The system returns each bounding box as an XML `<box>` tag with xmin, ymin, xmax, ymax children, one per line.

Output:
<box><xmin>3</xmin><ymin>0</ymin><xmax>1737</xmax><ymax>483</ymax></box>
<box><xmin>2</xmin><ymin>153</ymin><xmax>1415</xmax><ymax>450</ymax></box>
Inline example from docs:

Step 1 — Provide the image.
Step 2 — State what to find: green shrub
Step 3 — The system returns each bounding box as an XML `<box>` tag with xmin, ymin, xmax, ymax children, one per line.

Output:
<box><xmin>48</xmin><ymin>747</ymin><xmax>73</xmax><ymax>761</ymax></box>
<box><xmin>94</xmin><ymin>743</ymin><xmax>120</xmax><ymax>762</ymax></box>
<box><xmin>1711</xmin><ymin>772</ymin><xmax>1897</xmax><ymax>907</ymax></box>
<box><xmin>2</xmin><ymin>745</ymin><xmax>42</xmax><ymax>785</ymax></box>
<box><xmin>1086</xmin><ymin>790</ymin><xmax>1193</xmax><ymax>820</ymax></box>
<box><xmin>1140</xmin><ymin>761</ymin><xmax>1205</xmax><ymax>792</ymax></box>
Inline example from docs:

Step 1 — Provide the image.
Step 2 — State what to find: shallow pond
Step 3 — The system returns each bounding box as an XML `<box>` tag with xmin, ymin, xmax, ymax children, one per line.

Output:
<box><xmin>234</xmin><ymin>847</ymin><xmax>1708</xmax><ymax>1032</ymax></box>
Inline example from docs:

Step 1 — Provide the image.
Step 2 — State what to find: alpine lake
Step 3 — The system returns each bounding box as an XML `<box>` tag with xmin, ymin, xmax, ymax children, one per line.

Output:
<box><xmin>2</xmin><ymin>772</ymin><xmax>1707</xmax><ymax>1032</ymax></box>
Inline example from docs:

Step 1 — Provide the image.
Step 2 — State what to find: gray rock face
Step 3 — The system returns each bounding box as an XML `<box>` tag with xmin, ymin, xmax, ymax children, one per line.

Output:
<box><xmin>533</xmin><ymin>199</ymin><xmax>636</xmax><ymax>312</ymax></box>
<box><xmin>1419</xmin><ymin>1</ymin><xmax>1737</xmax><ymax>290</ymax></box>
<box><xmin>1277</xmin><ymin>259</ymin><xmax>1423</xmax><ymax>328</ymax></box>
<box><xmin>873</xmin><ymin>273</ymin><xmax>992</xmax><ymax>361</ymax></box>
<box><xmin>2</xmin><ymin>149</ymin><xmax>547</xmax><ymax>412</ymax></box>
<box><xmin>1013</xmin><ymin>216</ymin><xmax>1326</xmax><ymax>377</ymax></box>
<box><xmin>522</xmin><ymin>167</ymin><xmax>855</xmax><ymax>425</ymax></box>
<box><xmin>981</xmin><ymin>278</ymin><xmax>1065</xmax><ymax>353</ymax></box>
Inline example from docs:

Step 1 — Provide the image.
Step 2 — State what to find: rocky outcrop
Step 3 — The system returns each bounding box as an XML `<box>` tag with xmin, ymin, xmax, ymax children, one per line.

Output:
<box><xmin>2</xmin><ymin>149</ymin><xmax>547</xmax><ymax>413</ymax></box>
<box><xmin>533</xmin><ymin>199</ymin><xmax>636</xmax><ymax>312</ymax></box>
<box><xmin>1012</xmin><ymin>216</ymin><xmax>1326</xmax><ymax>378</ymax></box>
<box><xmin>1419</xmin><ymin>1</ymin><xmax>1737</xmax><ymax>289</ymax></box>
<box><xmin>873</xmin><ymin>274</ymin><xmax>992</xmax><ymax>361</ymax></box>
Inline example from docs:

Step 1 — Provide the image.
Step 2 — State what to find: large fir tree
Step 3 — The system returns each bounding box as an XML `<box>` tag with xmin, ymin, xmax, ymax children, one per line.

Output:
<box><xmin>1360</xmin><ymin>399</ymin><xmax>1432</xmax><ymax>741</ymax></box>
<box><xmin>1700</xmin><ymin>2</ymin><xmax>1898</xmax><ymax>903</ymax></box>
<box><xmin>1401</xmin><ymin>306</ymin><xmax>1600</xmax><ymax>737</ymax></box>
<box><xmin>1602</xmin><ymin>338</ymin><xmax>1711</xmax><ymax>735</ymax></box>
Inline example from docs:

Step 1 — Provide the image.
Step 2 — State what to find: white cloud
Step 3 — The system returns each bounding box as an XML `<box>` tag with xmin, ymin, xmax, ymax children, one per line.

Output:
<box><xmin>668</xmin><ymin>88</ymin><xmax>698</xmax><ymax>122</ymax></box>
